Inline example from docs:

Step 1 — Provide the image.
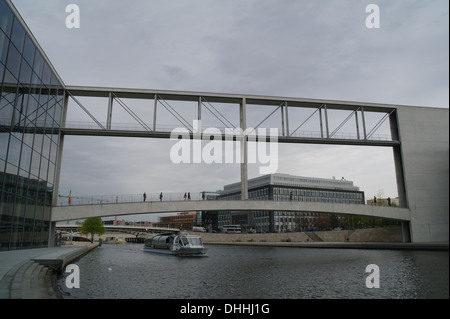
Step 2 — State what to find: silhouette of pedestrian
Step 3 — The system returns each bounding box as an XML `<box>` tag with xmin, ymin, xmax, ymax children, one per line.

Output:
<box><xmin>143</xmin><ymin>192</ymin><xmax>147</xmax><ymax>202</ymax></box>
<box><xmin>387</xmin><ymin>197</ymin><xmax>391</xmax><ymax>206</ymax></box>
<box><xmin>159</xmin><ymin>192</ymin><xmax>163</xmax><ymax>201</ymax></box>
<box><xmin>188</xmin><ymin>192</ymin><xmax>191</xmax><ymax>200</ymax></box>
<box><xmin>184</xmin><ymin>193</ymin><xmax>187</xmax><ymax>200</ymax></box>
<box><xmin>202</xmin><ymin>191</ymin><xmax>205</xmax><ymax>200</ymax></box>
<box><xmin>373</xmin><ymin>196</ymin><xmax>377</xmax><ymax>205</ymax></box>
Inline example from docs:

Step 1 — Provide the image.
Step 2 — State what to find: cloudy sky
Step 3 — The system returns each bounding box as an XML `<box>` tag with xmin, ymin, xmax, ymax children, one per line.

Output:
<box><xmin>11</xmin><ymin>0</ymin><xmax>449</xmax><ymax>219</ymax></box>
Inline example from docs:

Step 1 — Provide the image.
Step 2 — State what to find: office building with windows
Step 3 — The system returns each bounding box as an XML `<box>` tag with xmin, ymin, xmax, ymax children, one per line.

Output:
<box><xmin>213</xmin><ymin>173</ymin><xmax>364</xmax><ymax>233</ymax></box>
<box><xmin>0</xmin><ymin>0</ymin><xmax>65</xmax><ymax>250</ymax></box>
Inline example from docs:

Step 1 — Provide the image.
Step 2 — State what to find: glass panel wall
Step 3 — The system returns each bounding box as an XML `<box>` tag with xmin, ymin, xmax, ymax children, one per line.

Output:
<box><xmin>0</xmin><ymin>0</ymin><xmax>64</xmax><ymax>250</ymax></box>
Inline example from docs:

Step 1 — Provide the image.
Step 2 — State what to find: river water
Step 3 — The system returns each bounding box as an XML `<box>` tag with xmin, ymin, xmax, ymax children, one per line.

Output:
<box><xmin>57</xmin><ymin>243</ymin><xmax>448</xmax><ymax>299</ymax></box>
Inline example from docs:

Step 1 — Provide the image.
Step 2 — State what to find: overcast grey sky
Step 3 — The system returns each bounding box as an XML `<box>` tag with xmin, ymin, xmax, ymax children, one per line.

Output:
<box><xmin>11</xmin><ymin>0</ymin><xmax>449</xmax><ymax>219</ymax></box>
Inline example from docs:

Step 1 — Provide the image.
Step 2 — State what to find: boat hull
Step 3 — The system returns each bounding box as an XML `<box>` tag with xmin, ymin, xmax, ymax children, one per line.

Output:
<box><xmin>142</xmin><ymin>246</ymin><xmax>208</xmax><ymax>257</ymax></box>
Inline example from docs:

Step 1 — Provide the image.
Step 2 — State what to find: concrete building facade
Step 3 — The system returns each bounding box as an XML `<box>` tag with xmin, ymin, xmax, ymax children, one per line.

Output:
<box><xmin>212</xmin><ymin>173</ymin><xmax>365</xmax><ymax>232</ymax></box>
<box><xmin>154</xmin><ymin>212</ymin><xmax>197</xmax><ymax>230</ymax></box>
<box><xmin>393</xmin><ymin>106</ymin><xmax>449</xmax><ymax>242</ymax></box>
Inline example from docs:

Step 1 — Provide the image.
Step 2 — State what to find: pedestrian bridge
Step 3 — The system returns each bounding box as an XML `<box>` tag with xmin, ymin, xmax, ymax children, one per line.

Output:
<box><xmin>51</xmin><ymin>200</ymin><xmax>411</xmax><ymax>222</ymax></box>
<box><xmin>55</xmin><ymin>224</ymin><xmax>179</xmax><ymax>235</ymax></box>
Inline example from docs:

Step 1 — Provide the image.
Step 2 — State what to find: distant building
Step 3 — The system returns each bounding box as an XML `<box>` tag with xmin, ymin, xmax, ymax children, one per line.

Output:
<box><xmin>153</xmin><ymin>212</ymin><xmax>197</xmax><ymax>230</ymax></box>
<box><xmin>204</xmin><ymin>173</ymin><xmax>364</xmax><ymax>233</ymax></box>
<box><xmin>134</xmin><ymin>221</ymin><xmax>153</xmax><ymax>227</ymax></box>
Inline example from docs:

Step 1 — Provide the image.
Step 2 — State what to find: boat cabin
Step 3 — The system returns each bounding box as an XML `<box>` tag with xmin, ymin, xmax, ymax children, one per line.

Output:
<box><xmin>144</xmin><ymin>234</ymin><xmax>204</xmax><ymax>249</ymax></box>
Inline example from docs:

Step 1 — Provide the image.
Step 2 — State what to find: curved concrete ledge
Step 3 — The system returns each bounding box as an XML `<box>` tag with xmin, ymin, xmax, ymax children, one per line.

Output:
<box><xmin>9</xmin><ymin>261</ymin><xmax>57</xmax><ymax>299</ymax></box>
<box><xmin>32</xmin><ymin>244</ymin><xmax>99</xmax><ymax>271</ymax></box>
<box><xmin>0</xmin><ymin>244</ymin><xmax>98</xmax><ymax>299</ymax></box>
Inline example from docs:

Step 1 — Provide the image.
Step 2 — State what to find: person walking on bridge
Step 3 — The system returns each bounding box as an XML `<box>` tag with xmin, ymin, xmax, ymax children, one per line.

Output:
<box><xmin>143</xmin><ymin>192</ymin><xmax>147</xmax><ymax>202</ymax></box>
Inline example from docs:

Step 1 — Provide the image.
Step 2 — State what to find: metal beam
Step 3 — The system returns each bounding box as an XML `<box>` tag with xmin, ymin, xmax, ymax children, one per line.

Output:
<box><xmin>285</xmin><ymin>101</ymin><xmax>289</xmax><ymax>136</ymax></box>
<box><xmin>67</xmin><ymin>91</ymin><xmax>106</xmax><ymax>130</ymax></box>
<box><xmin>355</xmin><ymin>108</ymin><xmax>360</xmax><ymax>140</ymax></box>
<box><xmin>254</xmin><ymin>103</ymin><xmax>282</xmax><ymax>130</ymax></box>
<box><xmin>198</xmin><ymin>96</ymin><xmax>202</xmax><ymax>121</ymax></box>
<box><xmin>153</xmin><ymin>94</ymin><xmax>158</xmax><ymax>131</ymax></box>
<box><xmin>361</xmin><ymin>106</ymin><xmax>367</xmax><ymax>140</ymax></box>
<box><xmin>59</xmin><ymin>127</ymin><xmax>400</xmax><ymax>147</ymax></box>
<box><xmin>290</xmin><ymin>105</ymin><xmax>323</xmax><ymax>137</ymax></box>
<box><xmin>201</xmin><ymin>96</ymin><xmax>236</xmax><ymax>129</ymax></box>
<box><xmin>112</xmin><ymin>93</ymin><xmax>152</xmax><ymax>131</ymax></box>
<box><xmin>366</xmin><ymin>110</ymin><xmax>395</xmax><ymax>140</ymax></box>
<box><xmin>107</xmin><ymin>92</ymin><xmax>113</xmax><ymax>130</ymax></box>
<box><xmin>64</xmin><ymin>85</ymin><xmax>399</xmax><ymax>112</ymax></box>
<box><xmin>329</xmin><ymin>109</ymin><xmax>357</xmax><ymax>138</ymax></box>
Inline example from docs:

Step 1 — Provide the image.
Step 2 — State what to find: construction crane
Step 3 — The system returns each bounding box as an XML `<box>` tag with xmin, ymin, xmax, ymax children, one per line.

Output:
<box><xmin>58</xmin><ymin>190</ymin><xmax>105</xmax><ymax>204</ymax></box>
<box><xmin>58</xmin><ymin>190</ymin><xmax>74</xmax><ymax>204</ymax></box>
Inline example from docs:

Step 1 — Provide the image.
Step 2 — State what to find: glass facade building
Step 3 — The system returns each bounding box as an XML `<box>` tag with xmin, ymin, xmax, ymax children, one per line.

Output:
<box><xmin>212</xmin><ymin>173</ymin><xmax>365</xmax><ymax>233</ymax></box>
<box><xmin>0</xmin><ymin>0</ymin><xmax>65</xmax><ymax>250</ymax></box>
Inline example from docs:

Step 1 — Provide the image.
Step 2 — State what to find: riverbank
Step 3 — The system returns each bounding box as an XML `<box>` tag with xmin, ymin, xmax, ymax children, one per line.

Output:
<box><xmin>0</xmin><ymin>242</ymin><xmax>98</xmax><ymax>299</ymax></box>
<box><xmin>188</xmin><ymin>227</ymin><xmax>447</xmax><ymax>251</ymax></box>
<box><xmin>205</xmin><ymin>241</ymin><xmax>449</xmax><ymax>251</ymax></box>
<box><xmin>199</xmin><ymin>226</ymin><xmax>404</xmax><ymax>243</ymax></box>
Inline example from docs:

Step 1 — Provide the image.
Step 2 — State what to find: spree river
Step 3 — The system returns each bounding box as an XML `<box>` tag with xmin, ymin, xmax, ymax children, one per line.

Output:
<box><xmin>57</xmin><ymin>243</ymin><xmax>448</xmax><ymax>299</ymax></box>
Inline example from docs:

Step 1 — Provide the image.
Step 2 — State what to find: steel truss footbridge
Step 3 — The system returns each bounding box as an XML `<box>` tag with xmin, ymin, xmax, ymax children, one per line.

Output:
<box><xmin>48</xmin><ymin>86</ymin><xmax>449</xmax><ymax>243</ymax></box>
<box><xmin>58</xmin><ymin>85</ymin><xmax>401</xmax><ymax>199</ymax></box>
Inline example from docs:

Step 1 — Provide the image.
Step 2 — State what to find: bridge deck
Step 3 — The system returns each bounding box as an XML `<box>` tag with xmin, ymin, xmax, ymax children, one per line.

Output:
<box><xmin>51</xmin><ymin>200</ymin><xmax>411</xmax><ymax>222</ymax></box>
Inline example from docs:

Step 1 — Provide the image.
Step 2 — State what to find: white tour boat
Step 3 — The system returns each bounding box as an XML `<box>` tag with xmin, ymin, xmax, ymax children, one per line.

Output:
<box><xmin>142</xmin><ymin>233</ymin><xmax>208</xmax><ymax>256</ymax></box>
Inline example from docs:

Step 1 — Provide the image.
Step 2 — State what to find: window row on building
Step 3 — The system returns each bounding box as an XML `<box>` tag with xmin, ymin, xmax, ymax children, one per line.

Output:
<box><xmin>205</xmin><ymin>173</ymin><xmax>365</xmax><ymax>233</ymax></box>
<box><xmin>216</xmin><ymin>210</ymin><xmax>326</xmax><ymax>233</ymax></box>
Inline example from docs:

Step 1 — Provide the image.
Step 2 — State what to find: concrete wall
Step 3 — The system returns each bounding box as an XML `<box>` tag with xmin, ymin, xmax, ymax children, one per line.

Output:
<box><xmin>396</xmin><ymin>106</ymin><xmax>449</xmax><ymax>242</ymax></box>
<box><xmin>199</xmin><ymin>226</ymin><xmax>403</xmax><ymax>243</ymax></box>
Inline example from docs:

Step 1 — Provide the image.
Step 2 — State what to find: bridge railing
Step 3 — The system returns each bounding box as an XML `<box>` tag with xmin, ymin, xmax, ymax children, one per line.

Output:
<box><xmin>56</xmin><ymin>192</ymin><xmax>404</xmax><ymax>208</ymax></box>
<box><xmin>57</xmin><ymin>192</ymin><xmax>211</xmax><ymax>206</ymax></box>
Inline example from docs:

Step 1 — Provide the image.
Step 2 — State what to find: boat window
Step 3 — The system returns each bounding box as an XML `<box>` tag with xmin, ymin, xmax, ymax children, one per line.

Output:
<box><xmin>189</xmin><ymin>237</ymin><xmax>202</xmax><ymax>246</ymax></box>
<box><xmin>181</xmin><ymin>237</ymin><xmax>189</xmax><ymax>246</ymax></box>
